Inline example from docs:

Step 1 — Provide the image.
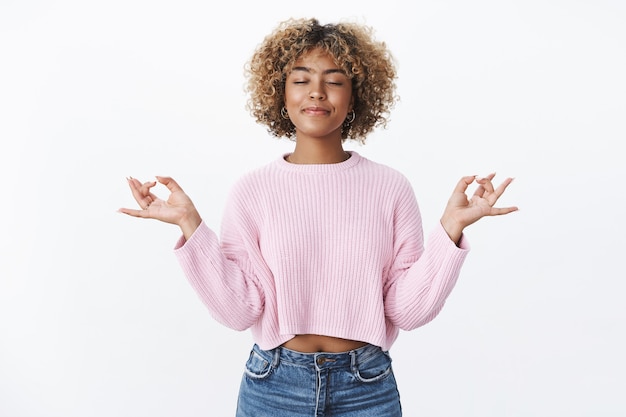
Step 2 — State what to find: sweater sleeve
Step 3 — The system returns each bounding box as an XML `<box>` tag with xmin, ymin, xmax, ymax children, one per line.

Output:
<box><xmin>173</xmin><ymin>189</ymin><xmax>265</xmax><ymax>331</ymax></box>
<box><xmin>383</xmin><ymin>180</ymin><xmax>470</xmax><ymax>330</ymax></box>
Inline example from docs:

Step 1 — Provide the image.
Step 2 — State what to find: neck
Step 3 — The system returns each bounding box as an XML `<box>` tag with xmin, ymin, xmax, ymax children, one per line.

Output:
<box><xmin>287</xmin><ymin>145</ymin><xmax>349</xmax><ymax>165</ymax></box>
<box><xmin>287</xmin><ymin>135</ymin><xmax>349</xmax><ymax>164</ymax></box>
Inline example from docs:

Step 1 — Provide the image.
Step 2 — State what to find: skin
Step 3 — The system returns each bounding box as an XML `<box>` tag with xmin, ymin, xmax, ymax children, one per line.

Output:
<box><xmin>119</xmin><ymin>48</ymin><xmax>518</xmax><ymax>353</ymax></box>
<box><xmin>282</xmin><ymin>49</ymin><xmax>354</xmax><ymax>164</ymax></box>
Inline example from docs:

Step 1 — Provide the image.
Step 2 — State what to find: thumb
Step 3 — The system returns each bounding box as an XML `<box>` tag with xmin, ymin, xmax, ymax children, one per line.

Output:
<box><xmin>156</xmin><ymin>176</ymin><xmax>184</xmax><ymax>193</ymax></box>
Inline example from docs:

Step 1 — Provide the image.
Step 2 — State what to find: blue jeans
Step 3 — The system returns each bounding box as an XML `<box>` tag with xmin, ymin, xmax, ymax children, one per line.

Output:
<box><xmin>236</xmin><ymin>343</ymin><xmax>402</xmax><ymax>416</ymax></box>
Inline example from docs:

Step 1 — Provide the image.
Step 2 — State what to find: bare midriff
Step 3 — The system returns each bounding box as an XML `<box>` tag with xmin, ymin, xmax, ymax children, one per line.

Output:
<box><xmin>281</xmin><ymin>334</ymin><xmax>368</xmax><ymax>353</ymax></box>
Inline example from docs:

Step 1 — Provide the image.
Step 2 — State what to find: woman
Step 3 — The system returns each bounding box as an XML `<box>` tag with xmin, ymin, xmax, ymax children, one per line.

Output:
<box><xmin>119</xmin><ymin>17</ymin><xmax>517</xmax><ymax>416</ymax></box>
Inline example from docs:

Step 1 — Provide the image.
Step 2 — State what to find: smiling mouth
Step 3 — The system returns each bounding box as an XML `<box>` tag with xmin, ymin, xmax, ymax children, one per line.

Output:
<box><xmin>303</xmin><ymin>107</ymin><xmax>330</xmax><ymax>116</ymax></box>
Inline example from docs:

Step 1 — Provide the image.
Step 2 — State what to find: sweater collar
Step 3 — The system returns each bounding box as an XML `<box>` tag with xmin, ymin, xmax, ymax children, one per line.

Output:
<box><xmin>276</xmin><ymin>151</ymin><xmax>362</xmax><ymax>173</ymax></box>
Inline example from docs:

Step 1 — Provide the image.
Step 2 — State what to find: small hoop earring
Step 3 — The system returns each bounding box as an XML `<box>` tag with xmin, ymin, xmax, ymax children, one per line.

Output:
<box><xmin>345</xmin><ymin>110</ymin><xmax>355</xmax><ymax>124</ymax></box>
<box><xmin>281</xmin><ymin>107</ymin><xmax>290</xmax><ymax>119</ymax></box>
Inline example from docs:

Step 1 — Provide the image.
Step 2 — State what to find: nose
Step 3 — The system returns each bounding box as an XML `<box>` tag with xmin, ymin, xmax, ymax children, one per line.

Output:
<box><xmin>309</xmin><ymin>81</ymin><xmax>326</xmax><ymax>100</ymax></box>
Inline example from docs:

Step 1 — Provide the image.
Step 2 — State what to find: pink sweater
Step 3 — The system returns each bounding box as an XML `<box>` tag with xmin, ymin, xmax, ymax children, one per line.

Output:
<box><xmin>174</xmin><ymin>151</ymin><xmax>469</xmax><ymax>350</ymax></box>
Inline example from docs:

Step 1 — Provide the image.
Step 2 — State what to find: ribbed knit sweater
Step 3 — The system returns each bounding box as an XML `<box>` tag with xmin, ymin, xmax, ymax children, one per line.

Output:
<box><xmin>174</xmin><ymin>151</ymin><xmax>470</xmax><ymax>350</ymax></box>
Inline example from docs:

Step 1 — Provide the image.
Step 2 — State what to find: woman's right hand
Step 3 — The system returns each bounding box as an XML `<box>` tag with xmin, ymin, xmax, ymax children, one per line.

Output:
<box><xmin>118</xmin><ymin>176</ymin><xmax>202</xmax><ymax>239</ymax></box>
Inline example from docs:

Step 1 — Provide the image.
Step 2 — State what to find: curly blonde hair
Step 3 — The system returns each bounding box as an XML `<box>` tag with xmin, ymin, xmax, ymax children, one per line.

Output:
<box><xmin>244</xmin><ymin>18</ymin><xmax>398</xmax><ymax>143</ymax></box>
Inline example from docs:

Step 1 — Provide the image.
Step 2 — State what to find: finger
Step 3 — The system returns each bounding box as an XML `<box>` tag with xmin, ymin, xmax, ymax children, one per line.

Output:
<box><xmin>476</xmin><ymin>173</ymin><xmax>496</xmax><ymax>194</ymax></box>
<box><xmin>142</xmin><ymin>197</ymin><xmax>153</xmax><ymax>210</ymax></box>
<box><xmin>139</xmin><ymin>180</ymin><xmax>158</xmax><ymax>197</ymax></box>
<box><xmin>474</xmin><ymin>181</ymin><xmax>493</xmax><ymax>199</ymax></box>
<box><xmin>117</xmin><ymin>207</ymin><xmax>155</xmax><ymax>218</ymax></box>
<box><xmin>156</xmin><ymin>176</ymin><xmax>184</xmax><ymax>193</ymax></box>
<box><xmin>127</xmin><ymin>177</ymin><xmax>157</xmax><ymax>194</ymax></box>
<box><xmin>140</xmin><ymin>181</ymin><xmax>158</xmax><ymax>209</ymax></box>
<box><xmin>127</xmin><ymin>177</ymin><xmax>157</xmax><ymax>208</ymax></box>
<box><xmin>126</xmin><ymin>177</ymin><xmax>146</xmax><ymax>203</ymax></box>
<box><xmin>127</xmin><ymin>177</ymin><xmax>147</xmax><ymax>196</ymax></box>
<box><xmin>484</xmin><ymin>177</ymin><xmax>515</xmax><ymax>206</ymax></box>
<box><xmin>488</xmin><ymin>206</ymin><xmax>519</xmax><ymax>216</ymax></box>
<box><xmin>493</xmin><ymin>177</ymin><xmax>515</xmax><ymax>197</ymax></box>
<box><xmin>452</xmin><ymin>175</ymin><xmax>477</xmax><ymax>194</ymax></box>
<box><xmin>472</xmin><ymin>183</ymin><xmax>486</xmax><ymax>198</ymax></box>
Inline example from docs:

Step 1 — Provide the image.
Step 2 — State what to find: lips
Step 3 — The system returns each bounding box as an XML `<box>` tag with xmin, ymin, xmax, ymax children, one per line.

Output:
<box><xmin>303</xmin><ymin>106</ymin><xmax>330</xmax><ymax>115</ymax></box>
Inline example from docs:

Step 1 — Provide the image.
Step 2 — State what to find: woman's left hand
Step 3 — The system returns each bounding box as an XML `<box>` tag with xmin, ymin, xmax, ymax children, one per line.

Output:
<box><xmin>440</xmin><ymin>174</ymin><xmax>518</xmax><ymax>244</ymax></box>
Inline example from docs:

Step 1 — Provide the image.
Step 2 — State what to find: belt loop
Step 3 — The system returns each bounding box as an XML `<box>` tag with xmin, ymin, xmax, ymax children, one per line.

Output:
<box><xmin>273</xmin><ymin>347</ymin><xmax>281</xmax><ymax>368</ymax></box>
<box><xmin>349</xmin><ymin>349</ymin><xmax>358</xmax><ymax>373</ymax></box>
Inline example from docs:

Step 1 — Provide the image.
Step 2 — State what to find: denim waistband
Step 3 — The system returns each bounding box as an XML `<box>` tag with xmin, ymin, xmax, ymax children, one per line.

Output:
<box><xmin>252</xmin><ymin>343</ymin><xmax>385</xmax><ymax>370</ymax></box>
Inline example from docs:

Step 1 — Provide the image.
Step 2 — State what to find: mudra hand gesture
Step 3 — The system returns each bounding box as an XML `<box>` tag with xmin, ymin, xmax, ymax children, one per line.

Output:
<box><xmin>440</xmin><ymin>173</ymin><xmax>518</xmax><ymax>244</ymax></box>
<box><xmin>118</xmin><ymin>176</ymin><xmax>202</xmax><ymax>239</ymax></box>
<box><xmin>119</xmin><ymin>173</ymin><xmax>516</xmax><ymax>243</ymax></box>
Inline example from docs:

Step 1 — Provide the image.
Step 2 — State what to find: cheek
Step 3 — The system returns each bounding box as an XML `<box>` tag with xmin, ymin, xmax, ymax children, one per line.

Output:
<box><xmin>337</xmin><ymin>94</ymin><xmax>354</xmax><ymax>110</ymax></box>
<box><xmin>336</xmin><ymin>89</ymin><xmax>354</xmax><ymax>106</ymax></box>
<box><xmin>283</xmin><ymin>87</ymin><xmax>301</xmax><ymax>106</ymax></box>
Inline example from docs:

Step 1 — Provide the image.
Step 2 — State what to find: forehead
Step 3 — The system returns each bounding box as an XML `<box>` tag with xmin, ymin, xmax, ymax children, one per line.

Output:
<box><xmin>291</xmin><ymin>48</ymin><xmax>341</xmax><ymax>70</ymax></box>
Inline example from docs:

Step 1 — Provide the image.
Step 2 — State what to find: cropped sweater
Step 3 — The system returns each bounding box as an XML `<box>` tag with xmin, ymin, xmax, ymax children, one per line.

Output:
<box><xmin>174</xmin><ymin>151</ymin><xmax>470</xmax><ymax>351</ymax></box>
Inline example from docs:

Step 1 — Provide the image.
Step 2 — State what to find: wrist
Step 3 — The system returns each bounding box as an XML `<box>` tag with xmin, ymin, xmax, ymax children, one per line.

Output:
<box><xmin>440</xmin><ymin>217</ymin><xmax>463</xmax><ymax>246</ymax></box>
<box><xmin>179</xmin><ymin>209</ymin><xmax>202</xmax><ymax>240</ymax></box>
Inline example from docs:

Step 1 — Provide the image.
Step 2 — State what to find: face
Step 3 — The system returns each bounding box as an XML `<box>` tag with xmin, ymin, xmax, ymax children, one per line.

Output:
<box><xmin>284</xmin><ymin>48</ymin><xmax>354</xmax><ymax>142</ymax></box>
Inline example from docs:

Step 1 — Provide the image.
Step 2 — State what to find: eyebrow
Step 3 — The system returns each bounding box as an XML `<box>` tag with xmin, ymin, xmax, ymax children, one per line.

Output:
<box><xmin>291</xmin><ymin>66</ymin><xmax>346</xmax><ymax>75</ymax></box>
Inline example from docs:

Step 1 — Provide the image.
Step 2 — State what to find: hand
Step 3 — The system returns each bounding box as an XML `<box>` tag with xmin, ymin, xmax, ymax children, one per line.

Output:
<box><xmin>440</xmin><ymin>173</ymin><xmax>518</xmax><ymax>244</ymax></box>
<box><xmin>118</xmin><ymin>176</ymin><xmax>202</xmax><ymax>239</ymax></box>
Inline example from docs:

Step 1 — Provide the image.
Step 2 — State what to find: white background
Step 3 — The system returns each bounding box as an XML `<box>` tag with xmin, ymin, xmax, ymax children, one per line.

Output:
<box><xmin>1</xmin><ymin>0</ymin><xmax>624</xmax><ymax>416</ymax></box>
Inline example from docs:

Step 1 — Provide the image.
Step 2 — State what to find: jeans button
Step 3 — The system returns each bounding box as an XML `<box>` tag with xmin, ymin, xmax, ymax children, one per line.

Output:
<box><xmin>316</xmin><ymin>357</ymin><xmax>325</xmax><ymax>365</ymax></box>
